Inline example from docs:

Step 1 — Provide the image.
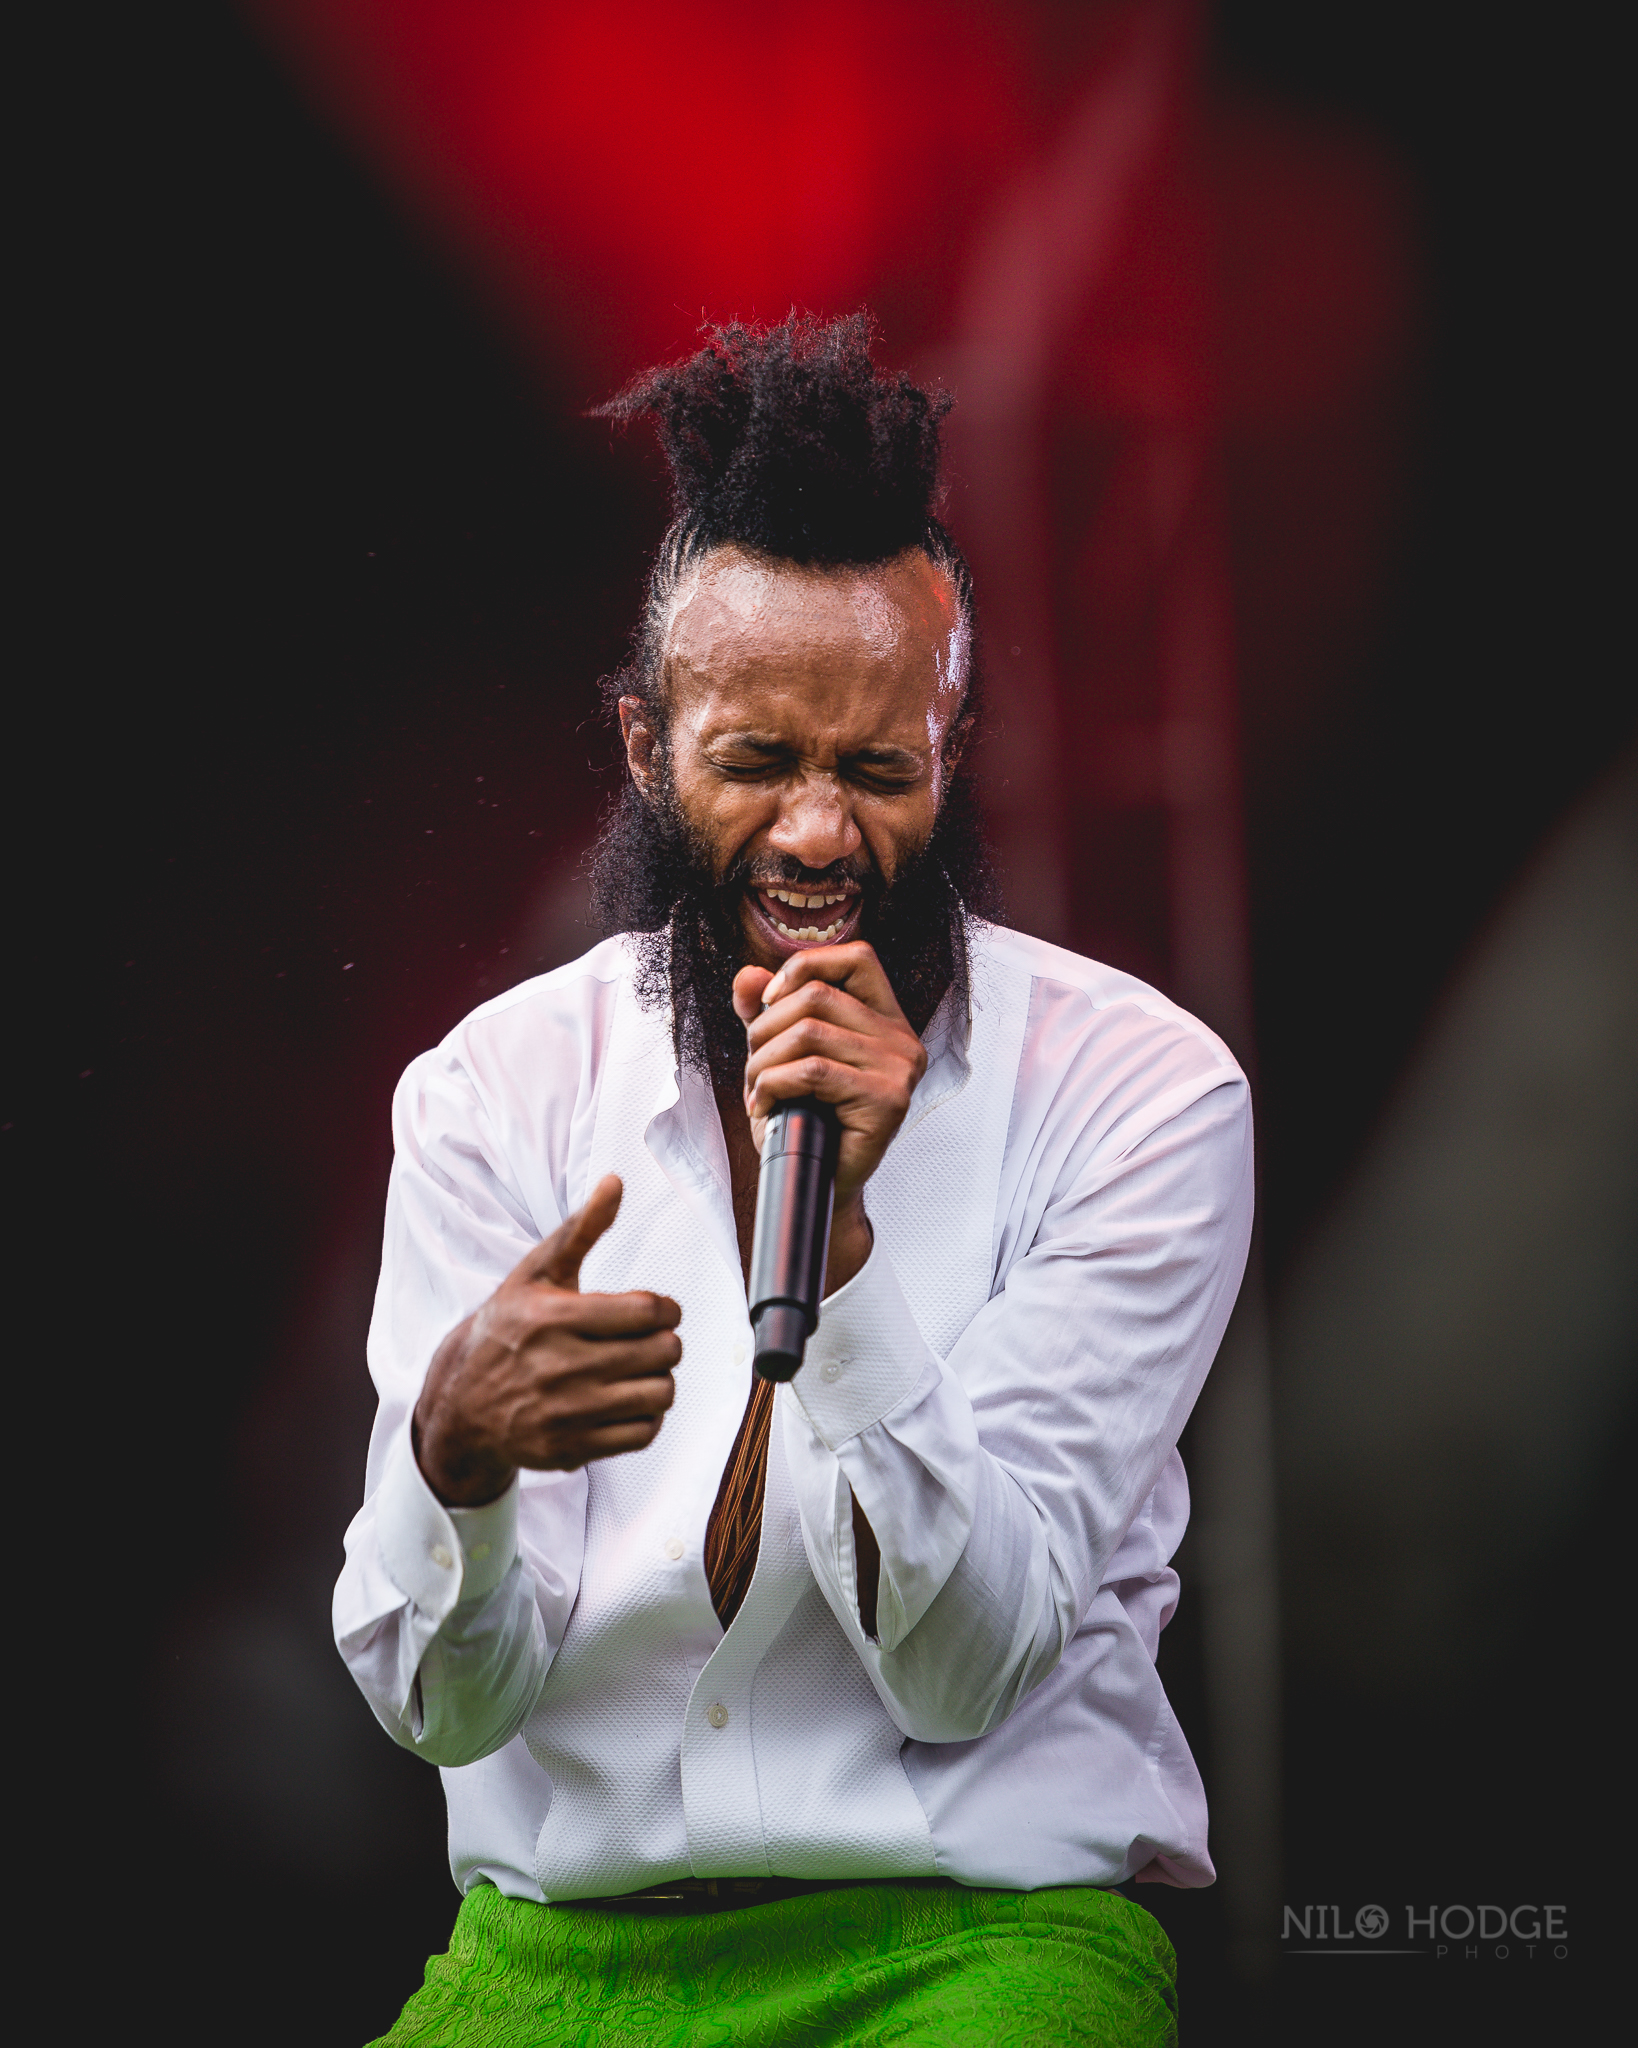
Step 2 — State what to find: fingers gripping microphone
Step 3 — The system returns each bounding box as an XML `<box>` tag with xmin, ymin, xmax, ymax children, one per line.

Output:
<box><xmin>749</xmin><ymin>1099</ymin><xmax>839</xmax><ymax>1381</ymax></box>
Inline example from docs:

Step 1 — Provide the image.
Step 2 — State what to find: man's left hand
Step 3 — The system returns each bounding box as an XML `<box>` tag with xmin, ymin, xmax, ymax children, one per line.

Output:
<box><xmin>733</xmin><ymin>943</ymin><xmax>926</xmax><ymax>1296</ymax></box>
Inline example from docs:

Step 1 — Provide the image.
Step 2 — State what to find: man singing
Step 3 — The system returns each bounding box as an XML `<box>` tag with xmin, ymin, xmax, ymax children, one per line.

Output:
<box><xmin>336</xmin><ymin>314</ymin><xmax>1252</xmax><ymax>2044</ymax></box>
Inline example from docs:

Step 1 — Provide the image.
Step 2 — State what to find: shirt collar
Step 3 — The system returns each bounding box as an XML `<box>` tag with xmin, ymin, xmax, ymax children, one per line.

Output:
<box><xmin>903</xmin><ymin>977</ymin><xmax>973</xmax><ymax>1134</ymax></box>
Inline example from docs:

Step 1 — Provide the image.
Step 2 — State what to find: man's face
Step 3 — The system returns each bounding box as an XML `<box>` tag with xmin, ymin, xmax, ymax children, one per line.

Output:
<box><xmin>620</xmin><ymin>545</ymin><xmax>969</xmax><ymax>972</ymax></box>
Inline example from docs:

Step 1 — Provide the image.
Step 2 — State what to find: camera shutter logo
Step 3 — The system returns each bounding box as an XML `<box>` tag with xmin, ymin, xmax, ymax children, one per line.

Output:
<box><xmin>1355</xmin><ymin>1905</ymin><xmax>1390</xmax><ymax>1939</ymax></box>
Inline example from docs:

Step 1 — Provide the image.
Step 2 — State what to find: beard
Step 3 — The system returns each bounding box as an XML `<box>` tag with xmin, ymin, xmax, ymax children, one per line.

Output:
<box><xmin>587</xmin><ymin>761</ymin><xmax>999</xmax><ymax>1089</ymax></box>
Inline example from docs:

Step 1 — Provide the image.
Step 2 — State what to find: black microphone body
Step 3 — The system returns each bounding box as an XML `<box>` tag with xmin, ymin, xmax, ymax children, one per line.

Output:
<box><xmin>749</xmin><ymin>1098</ymin><xmax>839</xmax><ymax>1381</ymax></box>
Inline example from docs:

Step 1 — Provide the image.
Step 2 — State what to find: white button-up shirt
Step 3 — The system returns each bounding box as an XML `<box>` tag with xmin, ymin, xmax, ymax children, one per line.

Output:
<box><xmin>334</xmin><ymin>920</ymin><xmax>1252</xmax><ymax>1902</ymax></box>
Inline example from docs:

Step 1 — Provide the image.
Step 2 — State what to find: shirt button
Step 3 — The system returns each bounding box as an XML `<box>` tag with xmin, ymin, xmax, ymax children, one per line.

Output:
<box><xmin>732</xmin><ymin>1340</ymin><xmax>747</xmax><ymax>1366</ymax></box>
<box><xmin>430</xmin><ymin>1543</ymin><xmax>453</xmax><ymax>1569</ymax></box>
<box><xmin>706</xmin><ymin>1702</ymin><xmax>729</xmax><ymax>1729</ymax></box>
<box><xmin>663</xmin><ymin>1536</ymin><xmax>684</xmax><ymax>1560</ymax></box>
<box><xmin>469</xmin><ymin>1542</ymin><xmax>491</xmax><ymax>1562</ymax></box>
<box><xmin>820</xmin><ymin>1359</ymin><xmax>842</xmax><ymax>1383</ymax></box>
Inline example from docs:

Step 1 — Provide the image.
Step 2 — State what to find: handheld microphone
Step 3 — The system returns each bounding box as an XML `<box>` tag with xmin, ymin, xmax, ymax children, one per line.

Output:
<box><xmin>749</xmin><ymin>1098</ymin><xmax>839</xmax><ymax>1381</ymax></box>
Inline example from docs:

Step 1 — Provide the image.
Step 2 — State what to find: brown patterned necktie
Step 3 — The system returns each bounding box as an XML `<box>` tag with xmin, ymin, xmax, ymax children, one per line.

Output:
<box><xmin>702</xmin><ymin>1372</ymin><xmax>775</xmax><ymax>1629</ymax></box>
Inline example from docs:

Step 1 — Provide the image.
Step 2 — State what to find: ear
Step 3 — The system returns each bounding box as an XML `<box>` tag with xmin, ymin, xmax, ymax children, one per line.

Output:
<box><xmin>618</xmin><ymin>695</ymin><xmax>661</xmax><ymax>796</ymax></box>
<box><xmin>940</xmin><ymin>699</ymin><xmax>976</xmax><ymax>782</ymax></box>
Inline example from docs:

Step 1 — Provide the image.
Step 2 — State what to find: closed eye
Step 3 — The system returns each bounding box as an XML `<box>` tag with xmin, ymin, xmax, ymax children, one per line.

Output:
<box><xmin>846</xmin><ymin>756</ymin><xmax>923</xmax><ymax>791</ymax></box>
<box><xmin>703</xmin><ymin>740</ymin><xmax>926</xmax><ymax>790</ymax></box>
<box><xmin>710</xmin><ymin>747</ymin><xmax>790</xmax><ymax>780</ymax></box>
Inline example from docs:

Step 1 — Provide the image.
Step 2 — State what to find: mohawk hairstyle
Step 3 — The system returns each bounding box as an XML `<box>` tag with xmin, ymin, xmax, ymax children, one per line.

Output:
<box><xmin>600</xmin><ymin>309</ymin><xmax>951</xmax><ymax>562</ymax></box>
<box><xmin>595</xmin><ymin>310</ymin><xmax>977</xmax><ymax>751</ymax></box>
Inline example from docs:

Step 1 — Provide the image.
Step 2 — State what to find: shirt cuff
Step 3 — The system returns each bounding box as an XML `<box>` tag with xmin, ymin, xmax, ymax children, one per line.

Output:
<box><xmin>376</xmin><ymin>1426</ymin><xmax>520</xmax><ymax>1620</ymax></box>
<box><xmin>792</xmin><ymin>1239</ymin><xmax>931</xmax><ymax>1450</ymax></box>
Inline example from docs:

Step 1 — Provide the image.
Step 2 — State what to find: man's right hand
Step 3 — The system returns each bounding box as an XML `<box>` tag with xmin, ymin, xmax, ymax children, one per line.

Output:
<box><xmin>411</xmin><ymin>1173</ymin><xmax>681</xmax><ymax>1507</ymax></box>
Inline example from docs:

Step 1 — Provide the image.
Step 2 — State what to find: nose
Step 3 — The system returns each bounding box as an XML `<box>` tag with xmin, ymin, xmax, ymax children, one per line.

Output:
<box><xmin>766</xmin><ymin>770</ymin><xmax>861</xmax><ymax>875</ymax></box>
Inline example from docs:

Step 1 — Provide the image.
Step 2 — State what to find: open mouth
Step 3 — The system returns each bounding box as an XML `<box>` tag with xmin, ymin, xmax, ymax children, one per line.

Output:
<box><xmin>748</xmin><ymin>884</ymin><xmax>864</xmax><ymax>953</ymax></box>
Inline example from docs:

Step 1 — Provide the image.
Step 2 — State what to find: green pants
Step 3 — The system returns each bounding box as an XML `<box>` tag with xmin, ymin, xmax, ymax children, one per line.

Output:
<box><xmin>373</xmin><ymin>1879</ymin><xmax>1178</xmax><ymax>2046</ymax></box>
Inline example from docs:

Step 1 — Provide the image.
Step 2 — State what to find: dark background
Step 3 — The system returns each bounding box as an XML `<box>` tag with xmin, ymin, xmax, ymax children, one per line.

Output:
<box><xmin>25</xmin><ymin>2</ymin><xmax>1628</xmax><ymax>2040</ymax></box>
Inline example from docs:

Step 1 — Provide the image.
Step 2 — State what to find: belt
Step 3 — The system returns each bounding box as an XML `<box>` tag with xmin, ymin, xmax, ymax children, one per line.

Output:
<box><xmin>558</xmin><ymin>1875</ymin><xmax>956</xmax><ymax>1915</ymax></box>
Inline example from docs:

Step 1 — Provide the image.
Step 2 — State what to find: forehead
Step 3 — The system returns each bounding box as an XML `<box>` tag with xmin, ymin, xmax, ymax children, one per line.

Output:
<box><xmin>660</xmin><ymin>545</ymin><xmax>966</xmax><ymax>746</ymax></box>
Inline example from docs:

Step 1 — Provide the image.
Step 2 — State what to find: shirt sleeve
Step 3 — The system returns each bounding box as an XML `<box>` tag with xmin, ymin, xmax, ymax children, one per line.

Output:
<box><xmin>331</xmin><ymin>1041</ymin><xmax>586</xmax><ymax>1767</ymax></box>
<box><xmin>779</xmin><ymin>1066</ymin><xmax>1252</xmax><ymax>1744</ymax></box>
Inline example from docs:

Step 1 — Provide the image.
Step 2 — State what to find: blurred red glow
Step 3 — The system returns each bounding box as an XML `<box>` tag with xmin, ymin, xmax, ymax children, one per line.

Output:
<box><xmin>248</xmin><ymin>0</ymin><xmax>1036</xmax><ymax>374</ymax></box>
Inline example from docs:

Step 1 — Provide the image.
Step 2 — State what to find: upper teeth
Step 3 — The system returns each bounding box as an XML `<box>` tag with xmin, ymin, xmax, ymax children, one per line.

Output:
<box><xmin>768</xmin><ymin>889</ymin><xmax>848</xmax><ymax>909</ymax></box>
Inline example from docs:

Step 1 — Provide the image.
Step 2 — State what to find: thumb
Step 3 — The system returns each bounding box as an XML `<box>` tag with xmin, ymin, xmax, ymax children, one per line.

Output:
<box><xmin>733</xmin><ymin>964</ymin><xmax>774</xmax><ymax>1024</ymax></box>
<box><xmin>523</xmin><ymin>1173</ymin><xmax>623</xmax><ymax>1291</ymax></box>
